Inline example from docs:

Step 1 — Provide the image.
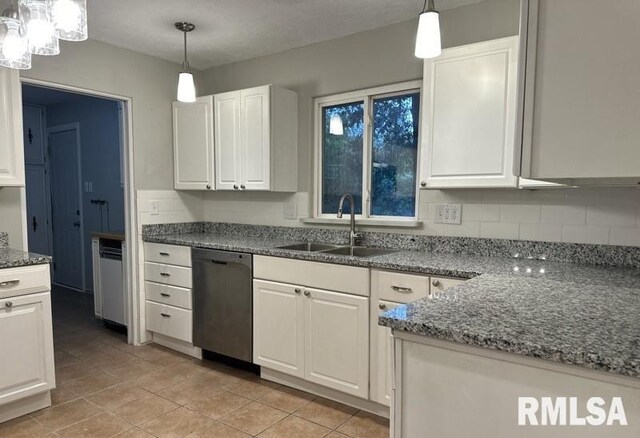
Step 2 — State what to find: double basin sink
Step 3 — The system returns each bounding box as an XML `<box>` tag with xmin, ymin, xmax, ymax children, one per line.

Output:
<box><xmin>275</xmin><ymin>242</ymin><xmax>397</xmax><ymax>258</ymax></box>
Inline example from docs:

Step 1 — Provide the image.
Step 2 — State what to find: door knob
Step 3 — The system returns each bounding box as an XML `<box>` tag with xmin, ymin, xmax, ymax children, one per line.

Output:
<box><xmin>73</xmin><ymin>221</ymin><xmax>81</xmax><ymax>228</ymax></box>
<box><xmin>32</xmin><ymin>216</ymin><xmax>38</xmax><ymax>232</ymax></box>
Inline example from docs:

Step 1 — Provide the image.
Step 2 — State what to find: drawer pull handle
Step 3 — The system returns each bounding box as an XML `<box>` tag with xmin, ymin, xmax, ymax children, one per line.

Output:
<box><xmin>160</xmin><ymin>313</ymin><xmax>171</xmax><ymax>318</ymax></box>
<box><xmin>159</xmin><ymin>252</ymin><xmax>170</xmax><ymax>256</ymax></box>
<box><xmin>379</xmin><ymin>303</ymin><xmax>387</xmax><ymax>310</ymax></box>
<box><xmin>432</xmin><ymin>280</ymin><xmax>440</xmax><ymax>287</ymax></box>
<box><xmin>160</xmin><ymin>292</ymin><xmax>171</xmax><ymax>297</ymax></box>
<box><xmin>0</xmin><ymin>279</ymin><xmax>20</xmax><ymax>288</ymax></box>
<box><xmin>391</xmin><ymin>286</ymin><xmax>413</xmax><ymax>293</ymax></box>
<box><xmin>5</xmin><ymin>301</ymin><xmax>13</xmax><ymax>308</ymax></box>
<box><xmin>160</xmin><ymin>272</ymin><xmax>171</xmax><ymax>277</ymax></box>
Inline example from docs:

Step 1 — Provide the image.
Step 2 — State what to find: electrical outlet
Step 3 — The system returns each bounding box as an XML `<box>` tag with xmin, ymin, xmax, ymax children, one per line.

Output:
<box><xmin>283</xmin><ymin>202</ymin><xmax>298</xmax><ymax>220</ymax></box>
<box><xmin>435</xmin><ymin>203</ymin><xmax>462</xmax><ymax>224</ymax></box>
<box><xmin>150</xmin><ymin>200</ymin><xmax>160</xmax><ymax>216</ymax></box>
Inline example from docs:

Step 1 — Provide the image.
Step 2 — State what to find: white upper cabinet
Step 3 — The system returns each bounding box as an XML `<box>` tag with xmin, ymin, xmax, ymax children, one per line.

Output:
<box><xmin>214</xmin><ymin>85</ymin><xmax>298</xmax><ymax>192</ymax></box>
<box><xmin>173</xmin><ymin>96</ymin><xmax>215</xmax><ymax>190</ymax></box>
<box><xmin>0</xmin><ymin>68</ymin><xmax>25</xmax><ymax>187</ymax></box>
<box><xmin>420</xmin><ymin>36</ymin><xmax>519</xmax><ymax>189</ymax></box>
<box><xmin>520</xmin><ymin>0</ymin><xmax>640</xmax><ymax>185</ymax></box>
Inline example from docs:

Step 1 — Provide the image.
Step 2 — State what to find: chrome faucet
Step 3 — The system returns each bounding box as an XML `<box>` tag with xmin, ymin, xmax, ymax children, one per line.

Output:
<box><xmin>337</xmin><ymin>193</ymin><xmax>359</xmax><ymax>247</ymax></box>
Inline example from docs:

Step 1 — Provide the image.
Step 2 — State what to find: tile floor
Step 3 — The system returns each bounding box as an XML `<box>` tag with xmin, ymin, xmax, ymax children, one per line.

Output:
<box><xmin>1</xmin><ymin>289</ymin><xmax>390</xmax><ymax>437</ymax></box>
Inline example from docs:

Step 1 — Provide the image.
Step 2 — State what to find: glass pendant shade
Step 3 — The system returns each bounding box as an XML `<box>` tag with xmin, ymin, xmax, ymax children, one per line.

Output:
<box><xmin>52</xmin><ymin>0</ymin><xmax>87</xmax><ymax>41</ymax></box>
<box><xmin>415</xmin><ymin>10</ymin><xmax>441</xmax><ymax>59</ymax></box>
<box><xmin>329</xmin><ymin>114</ymin><xmax>344</xmax><ymax>135</ymax></box>
<box><xmin>24</xmin><ymin>0</ymin><xmax>59</xmax><ymax>55</ymax></box>
<box><xmin>0</xmin><ymin>17</ymin><xmax>31</xmax><ymax>69</ymax></box>
<box><xmin>177</xmin><ymin>72</ymin><xmax>196</xmax><ymax>103</ymax></box>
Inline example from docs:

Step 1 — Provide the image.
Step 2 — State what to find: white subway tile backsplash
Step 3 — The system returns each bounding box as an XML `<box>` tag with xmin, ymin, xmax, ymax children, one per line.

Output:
<box><xmin>444</xmin><ymin>221</ymin><xmax>480</xmax><ymax>238</ymax></box>
<box><xmin>463</xmin><ymin>204</ymin><xmax>500</xmax><ymax>222</ymax></box>
<box><xmin>419</xmin><ymin>189</ymin><xmax>446</xmax><ymax>203</ymax></box>
<box><xmin>500</xmin><ymin>204</ymin><xmax>540</xmax><ymax>224</ymax></box>
<box><xmin>480</xmin><ymin>222</ymin><xmax>519</xmax><ymax>239</ymax></box>
<box><xmin>609</xmin><ymin>227</ymin><xmax>640</xmax><ymax>247</ymax></box>
<box><xmin>540</xmin><ymin>205</ymin><xmax>586</xmax><ymax>225</ymax></box>
<box><xmin>561</xmin><ymin>225</ymin><xmax>610</xmax><ymax>245</ymax></box>
<box><xmin>586</xmin><ymin>205</ymin><xmax>637</xmax><ymax>227</ymax></box>
<box><xmin>519</xmin><ymin>223</ymin><xmax>562</xmax><ymax>243</ymax></box>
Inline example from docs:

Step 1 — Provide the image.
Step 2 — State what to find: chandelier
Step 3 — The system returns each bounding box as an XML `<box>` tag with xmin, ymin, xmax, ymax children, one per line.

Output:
<box><xmin>0</xmin><ymin>0</ymin><xmax>87</xmax><ymax>70</ymax></box>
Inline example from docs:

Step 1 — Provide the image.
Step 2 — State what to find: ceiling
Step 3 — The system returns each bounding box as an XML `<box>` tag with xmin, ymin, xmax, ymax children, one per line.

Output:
<box><xmin>86</xmin><ymin>0</ymin><xmax>485</xmax><ymax>70</ymax></box>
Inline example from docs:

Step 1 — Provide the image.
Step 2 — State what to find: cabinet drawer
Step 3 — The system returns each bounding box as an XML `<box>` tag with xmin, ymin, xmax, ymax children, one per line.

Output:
<box><xmin>144</xmin><ymin>262</ymin><xmax>192</xmax><ymax>288</ymax></box>
<box><xmin>145</xmin><ymin>281</ymin><xmax>192</xmax><ymax>310</ymax></box>
<box><xmin>146</xmin><ymin>301</ymin><xmax>192</xmax><ymax>343</ymax></box>
<box><xmin>373</xmin><ymin>270</ymin><xmax>430</xmax><ymax>304</ymax></box>
<box><xmin>144</xmin><ymin>243</ymin><xmax>191</xmax><ymax>267</ymax></box>
<box><xmin>430</xmin><ymin>276</ymin><xmax>465</xmax><ymax>296</ymax></box>
<box><xmin>0</xmin><ymin>264</ymin><xmax>50</xmax><ymax>299</ymax></box>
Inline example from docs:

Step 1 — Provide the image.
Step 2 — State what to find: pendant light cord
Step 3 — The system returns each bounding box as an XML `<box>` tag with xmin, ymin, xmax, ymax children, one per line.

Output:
<box><xmin>422</xmin><ymin>0</ymin><xmax>436</xmax><ymax>13</ymax></box>
<box><xmin>183</xmin><ymin>30</ymin><xmax>189</xmax><ymax>72</ymax></box>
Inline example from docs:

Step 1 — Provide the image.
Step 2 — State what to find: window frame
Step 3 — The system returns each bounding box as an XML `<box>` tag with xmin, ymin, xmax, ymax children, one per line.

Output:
<box><xmin>313</xmin><ymin>80</ymin><xmax>423</xmax><ymax>223</ymax></box>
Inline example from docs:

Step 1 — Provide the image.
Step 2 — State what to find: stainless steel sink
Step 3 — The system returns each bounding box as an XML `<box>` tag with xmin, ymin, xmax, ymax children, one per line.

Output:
<box><xmin>321</xmin><ymin>246</ymin><xmax>397</xmax><ymax>257</ymax></box>
<box><xmin>275</xmin><ymin>242</ymin><xmax>342</xmax><ymax>252</ymax></box>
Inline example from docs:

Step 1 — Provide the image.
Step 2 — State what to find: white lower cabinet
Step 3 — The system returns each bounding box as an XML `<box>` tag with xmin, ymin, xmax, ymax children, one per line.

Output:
<box><xmin>253</xmin><ymin>278</ymin><xmax>369</xmax><ymax>399</ymax></box>
<box><xmin>371</xmin><ymin>300</ymin><xmax>402</xmax><ymax>406</ymax></box>
<box><xmin>0</xmin><ymin>289</ymin><xmax>54</xmax><ymax>407</ymax></box>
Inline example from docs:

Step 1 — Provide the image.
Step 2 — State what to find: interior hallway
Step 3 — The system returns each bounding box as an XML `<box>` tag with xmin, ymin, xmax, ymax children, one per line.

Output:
<box><xmin>0</xmin><ymin>290</ymin><xmax>389</xmax><ymax>437</ymax></box>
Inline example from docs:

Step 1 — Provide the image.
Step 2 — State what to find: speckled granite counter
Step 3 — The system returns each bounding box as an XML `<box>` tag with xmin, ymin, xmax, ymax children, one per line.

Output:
<box><xmin>143</xmin><ymin>229</ymin><xmax>640</xmax><ymax>378</ymax></box>
<box><xmin>0</xmin><ymin>248</ymin><xmax>52</xmax><ymax>269</ymax></box>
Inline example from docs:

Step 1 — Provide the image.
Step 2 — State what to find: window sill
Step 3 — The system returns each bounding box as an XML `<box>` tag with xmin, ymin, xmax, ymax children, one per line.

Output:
<box><xmin>301</xmin><ymin>217</ymin><xmax>422</xmax><ymax>228</ymax></box>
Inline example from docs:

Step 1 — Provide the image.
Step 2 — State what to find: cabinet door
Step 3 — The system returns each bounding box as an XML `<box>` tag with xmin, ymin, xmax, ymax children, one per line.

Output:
<box><xmin>522</xmin><ymin>0</ymin><xmax>640</xmax><ymax>182</ymax></box>
<box><xmin>0</xmin><ymin>292</ymin><xmax>55</xmax><ymax>405</ymax></box>
<box><xmin>214</xmin><ymin>90</ymin><xmax>242</xmax><ymax>191</ymax></box>
<box><xmin>371</xmin><ymin>300</ymin><xmax>401</xmax><ymax>406</ymax></box>
<box><xmin>240</xmin><ymin>86</ymin><xmax>271</xmax><ymax>190</ymax></box>
<box><xmin>304</xmin><ymin>287</ymin><xmax>369</xmax><ymax>398</ymax></box>
<box><xmin>0</xmin><ymin>68</ymin><xmax>25</xmax><ymax>187</ymax></box>
<box><xmin>253</xmin><ymin>280</ymin><xmax>304</xmax><ymax>378</ymax></box>
<box><xmin>173</xmin><ymin>96</ymin><xmax>214</xmax><ymax>190</ymax></box>
<box><xmin>420</xmin><ymin>37</ymin><xmax>519</xmax><ymax>188</ymax></box>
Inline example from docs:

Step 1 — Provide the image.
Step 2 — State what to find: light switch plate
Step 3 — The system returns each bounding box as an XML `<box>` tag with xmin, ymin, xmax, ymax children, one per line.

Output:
<box><xmin>283</xmin><ymin>202</ymin><xmax>298</xmax><ymax>220</ymax></box>
<box><xmin>435</xmin><ymin>203</ymin><xmax>462</xmax><ymax>224</ymax></box>
<box><xmin>150</xmin><ymin>200</ymin><xmax>160</xmax><ymax>216</ymax></box>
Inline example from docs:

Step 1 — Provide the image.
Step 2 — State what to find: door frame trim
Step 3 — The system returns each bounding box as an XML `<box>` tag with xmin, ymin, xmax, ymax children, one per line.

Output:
<box><xmin>47</xmin><ymin>122</ymin><xmax>85</xmax><ymax>292</ymax></box>
<box><xmin>19</xmin><ymin>77</ymin><xmax>139</xmax><ymax>346</ymax></box>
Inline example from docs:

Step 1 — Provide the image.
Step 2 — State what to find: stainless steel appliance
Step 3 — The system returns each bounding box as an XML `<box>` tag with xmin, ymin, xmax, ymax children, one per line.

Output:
<box><xmin>192</xmin><ymin>248</ymin><xmax>253</xmax><ymax>362</ymax></box>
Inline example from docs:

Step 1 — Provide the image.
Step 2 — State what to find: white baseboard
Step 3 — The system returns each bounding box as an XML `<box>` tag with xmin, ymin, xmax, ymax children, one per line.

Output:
<box><xmin>152</xmin><ymin>333</ymin><xmax>202</xmax><ymax>359</ymax></box>
<box><xmin>261</xmin><ymin>368</ymin><xmax>389</xmax><ymax>418</ymax></box>
<box><xmin>0</xmin><ymin>391</ymin><xmax>51</xmax><ymax>423</ymax></box>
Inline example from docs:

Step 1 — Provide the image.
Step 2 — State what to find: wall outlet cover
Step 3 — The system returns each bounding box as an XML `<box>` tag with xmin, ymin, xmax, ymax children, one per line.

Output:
<box><xmin>283</xmin><ymin>202</ymin><xmax>298</xmax><ymax>220</ymax></box>
<box><xmin>435</xmin><ymin>203</ymin><xmax>462</xmax><ymax>224</ymax></box>
<box><xmin>150</xmin><ymin>200</ymin><xmax>160</xmax><ymax>216</ymax></box>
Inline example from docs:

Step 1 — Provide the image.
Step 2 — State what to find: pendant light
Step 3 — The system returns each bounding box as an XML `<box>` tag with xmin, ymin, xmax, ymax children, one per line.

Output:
<box><xmin>175</xmin><ymin>21</ymin><xmax>196</xmax><ymax>103</ymax></box>
<box><xmin>51</xmin><ymin>0</ymin><xmax>87</xmax><ymax>41</ymax></box>
<box><xmin>0</xmin><ymin>6</ymin><xmax>31</xmax><ymax>69</ymax></box>
<box><xmin>25</xmin><ymin>0</ymin><xmax>59</xmax><ymax>55</ymax></box>
<box><xmin>415</xmin><ymin>0</ymin><xmax>441</xmax><ymax>59</ymax></box>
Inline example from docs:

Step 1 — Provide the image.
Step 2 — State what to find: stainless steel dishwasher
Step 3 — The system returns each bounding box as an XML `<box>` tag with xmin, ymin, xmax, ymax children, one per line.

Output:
<box><xmin>192</xmin><ymin>248</ymin><xmax>253</xmax><ymax>362</ymax></box>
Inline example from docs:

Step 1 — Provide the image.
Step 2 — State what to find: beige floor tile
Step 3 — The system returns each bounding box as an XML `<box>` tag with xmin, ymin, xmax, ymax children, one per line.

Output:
<box><xmin>336</xmin><ymin>411</ymin><xmax>390</xmax><ymax>438</ymax></box>
<box><xmin>189</xmin><ymin>368</ymin><xmax>240</xmax><ymax>388</ymax></box>
<box><xmin>55</xmin><ymin>349</ymin><xmax>80</xmax><ymax>368</ymax></box>
<box><xmin>156</xmin><ymin>379</ymin><xmax>210</xmax><ymax>406</ymax></box>
<box><xmin>325</xmin><ymin>432</ymin><xmax>350</xmax><ymax>438</ymax></box>
<box><xmin>51</xmin><ymin>387</ymin><xmax>81</xmax><ymax>406</ymax></box>
<box><xmin>111</xmin><ymin>394</ymin><xmax>178</xmax><ymax>426</ymax></box>
<box><xmin>56</xmin><ymin>412</ymin><xmax>133</xmax><ymax>437</ymax></box>
<box><xmin>31</xmin><ymin>398</ymin><xmax>103</xmax><ymax>431</ymax></box>
<box><xmin>87</xmin><ymin>383</ymin><xmax>150</xmax><ymax>410</ymax></box>
<box><xmin>0</xmin><ymin>416</ymin><xmax>53</xmax><ymax>437</ymax></box>
<box><xmin>185</xmin><ymin>421</ymin><xmax>251</xmax><ymax>438</ymax></box>
<box><xmin>135</xmin><ymin>368</ymin><xmax>190</xmax><ymax>393</ymax></box>
<box><xmin>257</xmin><ymin>386</ymin><xmax>315</xmax><ymax>413</ymax></box>
<box><xmin>81</xmin><ymin>349</ymin><xmax>139</xmax><ymax>371</ymax></box>
<box><xmin>258</xmin><ymin>415</ymin><xmax>331</xmax><ymax>438</ymax></box>
<box><xmin>293</xmin><ymin>398</ymin><xmax>357</xmax><ymax>429</ymax></box>
<box><xmin>113</xmin><ymin>428</ymin><xmax>156</xmax><ymax>437</ymax></box>
<box><xmin>55</xmin><ymin>362</ymin><xmax>101</xmax><ymax>385</ymax></box>
<box><xmin>223</xmin><ymin>377</ymin><xmax>280</xmax><ymax>400</ymax></box>
<box><xmin>164</xmin><ymin>361</ymin><xmax>211</xmax><ymax>380</ymax></box>
<box><xmin>184</xmin><ymin>387</ymin><xmax>251</xmax><ymax>419</ymax></box>
<box><xmin>65</xmin><ymin>372</ymin><xmax>123</xmax><ymax>397</ymax></box>
<box><xmin>107</xmin><ymin>360</ymin><xmax>162</xmax><ymax>381</ymax></box>
<box><xmin>220</xmin><ymin>401</ymin><xmax>288</xmax><ymax>436</ymax></box>
<box><xmin>139</xmin><ymin>407</ymin><xmax>211</xmax><ymax>438</ymax></box>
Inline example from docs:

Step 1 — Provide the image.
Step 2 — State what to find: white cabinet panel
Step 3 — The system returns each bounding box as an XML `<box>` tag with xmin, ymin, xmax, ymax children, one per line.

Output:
<box><xmin>143</xmin><ymin>242</ymin><xmax>192</xmax><ymax>267</ymax></box>
<box><xmin>0</xmin><ymin>68</ymin><xmax>25</xmax><ymax>187</ymax></box>
<box><xmin>521</xmin><ymin>0</ymin><xmax>640</xmax><ymax>184</ymax></box>
<box><xmin>146</xmin><ymin>301</ymin><xmax>192</xmax><ymax>343</ymax></box>
<box><xmin>371</xmin><ymin>300</ymin><xmax>401</xmax><ymax>406</ymax></box>
<box><xmin>0</xmin><ymin>292</ymin><xmax>54</xmax><ymax>405</ymax></box>
<box><xmin>420</xmin><ymin>36</ymin><xmax>519</xmax><ymax>188</ymax></box>
<box><xmin>253</xmin><ymin>280</ymin><xmax>304</xmax><ymax>378</ymax></box>
<box><xmin>173</xmin><ymin>96</ymin><xmax>214</xmax><ymax>190</ymax></box>
<box><xmin>240</xmin><ymin>86</ymin><xmax>271</xmax><ymax>190</ymax></box>
<box><xmin>214</xmin><ymin>90</ymin><xmax>242</xmax><ymax>191</ymax></box>
<box><xmin>144</xmin><ymin>262</ymin><xmax>191</xmax><ymax>289</ymax></box>
<box><xmin>304</xmin><ymin>287</ymin><xmax>369</xmax><ymax>398</ymax></box>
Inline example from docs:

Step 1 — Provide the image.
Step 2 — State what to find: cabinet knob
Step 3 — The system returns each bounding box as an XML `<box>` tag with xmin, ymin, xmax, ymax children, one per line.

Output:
<box><xmin>303</xmin><ymin>290</ymin><xmax>310</xmax><ymax>297</ymax></box>
<box><xmin>206</xmin><ymin>184</ymin><xmax>211</xmax><ymax>190</ymax></box>
<box><xmin>379</xmin><ymin>303</ymin><xmax>386</xmax><ymax>310</ymax></box>
<box><xmin>240</xmin><ymin>184</ymin><xmax>246</xmax><ymax>190</ymax></box>
<box><xmin>432</xmin><ymin>279</ymin><xmax>440</xmax><ymax>287</ymax></box>
<box><xmin>294</xmin><ymin>288</ymin><xmax>302</xmax><ymax>294</ymax></box>
<box><xmin>420</xmin><ymin>181</ymin><xmax>427</xmax><ymax>187</ymax></box>
<box><xmin>233</xmin><ymin>185</ymin><xmax>239</xmax><ymax>190</ymax></box>
<box><xmin>5</xmin><ymin>301</ymin><xmax>13</xmax><ymax>309</ymax></box>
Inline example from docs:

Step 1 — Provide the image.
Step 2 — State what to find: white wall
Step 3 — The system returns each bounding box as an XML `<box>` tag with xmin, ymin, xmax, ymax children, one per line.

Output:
<box><xmin>0</xmin><ymin>188</ymin><xmax>25</xmax><ymax>249</ymax></box>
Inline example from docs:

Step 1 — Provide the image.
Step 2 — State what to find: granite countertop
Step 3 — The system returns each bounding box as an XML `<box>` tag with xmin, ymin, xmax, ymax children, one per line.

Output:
<box><xmin>0</xmin><ymin>248</ymin><xmax>52</xmax><ymax>269</ymax></box>
<box><xmin>144</xmin><ymin>231</ymin><xmax>640</xmax><ymax>378</ymax></box>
